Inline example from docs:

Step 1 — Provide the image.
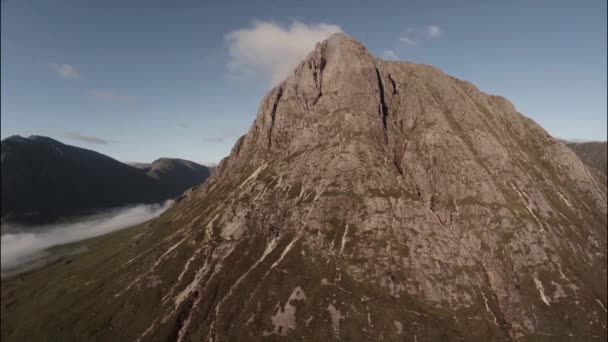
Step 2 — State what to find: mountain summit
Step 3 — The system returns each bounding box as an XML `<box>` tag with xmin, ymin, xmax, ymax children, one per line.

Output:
<box><xmin>2</xmin><ymin>33</ymin><xmax>606</xmax><ymax>341</ymax></box>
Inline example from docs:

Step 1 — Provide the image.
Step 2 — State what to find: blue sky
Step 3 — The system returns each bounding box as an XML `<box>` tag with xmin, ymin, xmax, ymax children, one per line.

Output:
<box><xmin>1</xmin><ymin>0</ymin><xmax>606</xmax><ymax>165</ymax></box>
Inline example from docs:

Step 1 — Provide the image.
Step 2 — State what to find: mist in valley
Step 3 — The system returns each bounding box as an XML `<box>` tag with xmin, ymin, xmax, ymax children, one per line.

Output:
<box><xmin>0</xmin><ymin>200</ymin><xmax>173</xmax><ymax>277</ymax></box>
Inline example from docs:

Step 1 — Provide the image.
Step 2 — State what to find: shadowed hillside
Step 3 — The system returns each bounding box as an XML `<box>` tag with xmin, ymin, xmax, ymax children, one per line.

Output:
<box><xmin>565</xmin><ymin>141</ymin><xmax>607</xmax><ymax>176</ymax></box>
<box><xmin>1</xmin><ymin>136</ymin><xmax>210</xmax><ymax>224</ymax></box>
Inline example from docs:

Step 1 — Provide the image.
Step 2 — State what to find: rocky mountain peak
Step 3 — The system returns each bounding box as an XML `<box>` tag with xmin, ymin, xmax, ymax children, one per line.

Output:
<box><xmin>167</xmin><ymin>35</ymin><xmax>606</xmax><ymax>340</ymax></box>
<box><xmin>217</xmin><ymin>33</ymin><xmax>389</xmax><ymax>174</ymax></box>
<box><xmin>4</xmin><ymin>35</ymin><xmax>606</xmax><ymax>341</ymax></box>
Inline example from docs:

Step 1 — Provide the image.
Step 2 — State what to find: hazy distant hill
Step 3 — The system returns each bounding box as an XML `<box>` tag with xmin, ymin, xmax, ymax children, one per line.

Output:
<box><xmin>128</xmin><ymin>162</ymin><xmax>151</xmax><ymax>169</ymax></box>
<box><xmin>0</xmin><ymin>135</ymin><xmax>210</xmax><ymax>224</ymax></box>
<box><xmin>565</xmin><ymin>141</ymin><xmax>607</xmax><ymax>176</ymax></box>
<box><xmin>141</xmin><ymin>158</ymin><xmax>212</xmax><ymax>197</ymax></box>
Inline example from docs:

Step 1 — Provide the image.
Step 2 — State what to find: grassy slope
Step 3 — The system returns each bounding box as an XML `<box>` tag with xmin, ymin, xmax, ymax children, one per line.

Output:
<box><xmin>1</xmin><ymin>220</ymin><xmax>154</xmax><ymax>341</ymax></box>
<box><xmin>0</xmin><ymin>218</ymin><xmax>496</xmax><ymax>342</ymax></box>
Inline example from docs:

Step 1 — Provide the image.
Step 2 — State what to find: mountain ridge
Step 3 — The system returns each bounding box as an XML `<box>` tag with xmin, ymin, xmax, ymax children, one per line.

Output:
<box><xmin>1</xmin><ymin>135</ymin><xmax>211</xmax><ymax>224</ymax></box>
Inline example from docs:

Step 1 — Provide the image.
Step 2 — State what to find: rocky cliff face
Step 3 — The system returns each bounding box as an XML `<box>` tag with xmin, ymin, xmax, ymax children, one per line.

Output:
<box><xmin>3</xmin><ymin>33</ymin><xmax>606</xmax><ymax>341</ymax></box>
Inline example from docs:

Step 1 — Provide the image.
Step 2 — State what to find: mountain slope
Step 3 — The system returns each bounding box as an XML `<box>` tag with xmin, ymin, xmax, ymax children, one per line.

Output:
<box><xmin>1</xmin><ymin>34</ymin><xmax>606</xmax><ymax>341</ymax></box>
<box><xmin>143</xmin><ymin>158</ymin><xmax>211</xmax><ymax>199</ymax></box>
<box><xmin>0</xmin><ymin>136</ymin><xmax>210</xmax><ymax>224</ymax></box>
<box><xmin>565</xmin><ymin>141</ymin><xmax>607</xmax><ymax>176</ymax></box>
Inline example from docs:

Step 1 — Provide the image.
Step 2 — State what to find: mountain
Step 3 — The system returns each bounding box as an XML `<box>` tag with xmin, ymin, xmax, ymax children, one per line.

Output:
<box><xmin>129</xmin><ymin>162</ymin><xmax>152</xmax><ymax>169</ymax></box>
<box><xmin>565</xmin><ymin>141</ymin><xmax>607</xmax><ymax>176</ymax></box>
<box><xmin>142</xmin><ymin>158</ymin><xmax>211</xmax><ymax>197</ymax></box>
<box><xmin>2</xmin><ymin>34</ymin><xmax>606</xmax><ymax>341</ymax></box>
<box><xmin>0</xmin><ymin>136</ymin><xmax>210</xmax><ymax>224</ymax></box>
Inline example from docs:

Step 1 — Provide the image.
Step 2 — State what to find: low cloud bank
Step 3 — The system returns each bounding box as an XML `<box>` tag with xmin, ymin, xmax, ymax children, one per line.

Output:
<box><xmin>1</xmin><ymin>201</ymin><xmax>172</xmax><ymax>276</ymax></box>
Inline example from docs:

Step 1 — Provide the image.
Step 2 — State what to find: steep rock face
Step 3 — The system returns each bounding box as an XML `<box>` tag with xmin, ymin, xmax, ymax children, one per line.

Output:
<box><xmin>194</xmin><ymin>34</ymin><xmax>606</xmax><ymax>340</ymax></box>
<box><xmin>3</xmin><ymin>34</ymin><xmax>606</xmax><ymax>341</ymax></box>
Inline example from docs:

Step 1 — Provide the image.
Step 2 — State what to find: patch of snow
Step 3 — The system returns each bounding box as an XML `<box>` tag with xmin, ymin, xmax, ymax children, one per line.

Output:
<box><xmin>327</xmin><ymin>303</ymin><xmax>344</xmax><ymax>336</ymax></box>
<box><xmin>481</xmin><ymin>290</ymin><xmax>499</xmax><ymax>325</ymax></box>
<box><xmin>556</xmin><ymin>191</ymin><xmax>573</xmax><ymax>208</ymax></box>
<box><xmin>402</xmin><ymin>309</ymin><xmax>424</xmax><ymax>316</ymax></box>
<box><xmin>162</xmin><ymin>246</ymin><xmax>205</xmax><ymax>304</ymax></box>
<box><xmin>242</xmin><ymin>234</ymin><xmax>302</xmax><ymax>310</ymax></box>
<box><xmin>131</xmin><ymin>231</ymin><xmax>147</xmax><ymax>241</ymax></box>
<box><xmin>297</xmin><ymin>185</ymin><xmax>306</xmax><ymax>200</ymax></box>
<box><xmin>173</xmin><ymin>259</ymin><xmax>211</xmax><ymax>306</ymax></box>
<box><xmin>269</xmin><ymin>235</ymin><xmax>299</xmax><ymax>270</ymax></box>
<box><xmin>153</xmin><ymin>236</ymin><xmax>187</xmax><ymax>268</ymax></box>
<box><xmin>394</xmin><ymin>320</ymin><xmax>403</xmax><ymax>335</ymax></box>
<box><xmin>211</xmin><ymin>237</ymin><xmax>281</xmax><ymax>314</ymax></box>
<box><xmin>557</xmin><ymin>265</ymin><xmax>570</xmax><ymax>282</ymax></box>
<box><xmin>239</xmin><ymin>164</ymin><xmax>267</xmax><ymax>188</ymax></box>
<box><xmin>534</xmin><ymin>277</ymin><xmax>551</xmax><ymax>306</ymax></box>
<box><xmin>551</xmin><ymin>281</ymin><xmax>567</xmax><ymax>300</ymax></box>
<box><xmin>339</xmin><ymin>224</ymin><xmax>349</xmax><ymax>254</ymax></box>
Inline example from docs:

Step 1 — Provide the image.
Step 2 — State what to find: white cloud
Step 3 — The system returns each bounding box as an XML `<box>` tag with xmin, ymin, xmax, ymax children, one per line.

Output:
<box><xmin>225</xmin><ymin>20</ymin><xmax>342</xmax><ymax>85</ymax></box>
<box><xmin>382</xmin><ymin>50</ymin><xmax>399</xmax><ymax>60</ymax></box>
<box><xmin>398</xmin><ymin>25</ymin><xmax>442</xmax><ymax>49</ymax></box>
<box><xmin>399</xmin><ymin>37</ymin><xmax>417</xmax><ymax>46</ymax></box>
<box><xmin>88</xmin><ymin>89</ymin><xmax>134</xmax><ymax>102</ymax></box>
<box><xmin>201</xmin><ymin>128</ymin><xmax>243</xmax><ymax>143</ymax></box>
<box><xmin>63</xmin><ymin>132</ymin><xmax>109</xmax><ymax>145</ymax></box>
<box><xmin>427</xmin><ymin>25</ymin><xmax>442</xmax><ymax>38</ymax></box>
<box><xmin>1</xmin><ymin>201</ymin><xmax>172</xmax><ymax>277</ymax></box>
<box><xmin>47</xmin><ymin>63</ymin><xmax>80</xmax><ymax>79</ymax></box>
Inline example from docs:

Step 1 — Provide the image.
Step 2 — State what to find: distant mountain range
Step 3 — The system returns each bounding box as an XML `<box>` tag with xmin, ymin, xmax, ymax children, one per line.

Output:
<box><xmin>0</xmin><ymin>135</ymin><xmax>211</xmax><ymax>224</ymax></box>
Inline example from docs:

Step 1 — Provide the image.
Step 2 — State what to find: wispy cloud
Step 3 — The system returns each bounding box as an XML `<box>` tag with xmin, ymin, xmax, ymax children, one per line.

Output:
<box><xmin>399</xmin><ymin>37</ymin><xmax>416</xmax><ymax>46</ymax></box>
<box><xmin>47</xmin><ymin>63</ymin><xmax>80</xmax><ymax>79</ymax></box>
<box><xmin>88</xmin><ymin>89</ymin><xmax>134</xmax><ymax>102</ymax></box>
<box><xmin>225</xmin><ymin>20</ymin><xmax>342</xmax><ymax>85</ymax></box>
<box><xmin>558</xmin><ymin>137</ymin><xmax>603</xmax><ymax>144</ymax></box>
<box><xmin>427</xmin><ymin>25</ymin><xmax>442</xmax><ymax>38</ymax></box>
<box><xmin>63</xmin><ymin>132</ymin><xmax>109</xmax><ymax>145</ymax></box>
<box><xmin>398</xmin><ymin>25</ymin><xmax>442</xmax><ymax>47</ymax></box>
<box><xmin>201</xmin><ymin>137</ymin><xmax>226</xmax><ymax>143</ymax></box>
<box><xmin>201</xmin><ymin>129</ymin><xmax>243</xmax><ymax>143</ymax></box>
<box><xmin>382</xmin><ymin>50</ymin><xmax>399</xmax><ymax>60</ymax></box>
